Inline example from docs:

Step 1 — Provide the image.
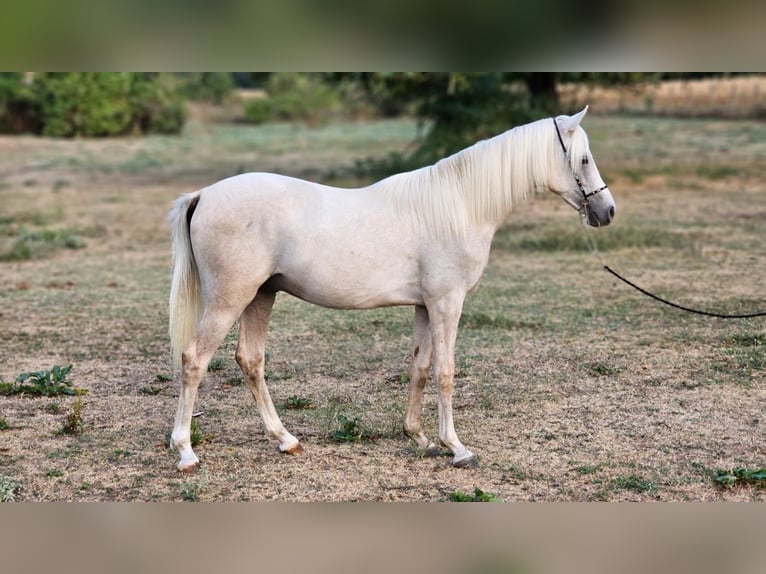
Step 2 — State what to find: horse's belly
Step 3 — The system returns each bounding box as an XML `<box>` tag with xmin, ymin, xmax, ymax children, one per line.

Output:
<box><xmin>267</xmin><ymin>261</ymin><xmax>423</xmax><ymax>309</ymax></box>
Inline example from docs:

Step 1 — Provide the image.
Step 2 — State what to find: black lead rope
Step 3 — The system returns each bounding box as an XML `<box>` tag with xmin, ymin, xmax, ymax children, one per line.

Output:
<box><xmin>603</xmin><ymin>265</ymin><xmax>766</xmax><ymax>319</ymax></box>
<box><xmin>558</xmin><ymin>114</ymin><xmax>765</xmax><ymax>320</ymax></box>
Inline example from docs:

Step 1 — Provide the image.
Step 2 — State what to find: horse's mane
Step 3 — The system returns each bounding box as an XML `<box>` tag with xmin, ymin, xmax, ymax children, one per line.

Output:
<box><xmin>371</xmin><ymin>117</ymin><xmax>590</xmax><ymax>239</ymax></box>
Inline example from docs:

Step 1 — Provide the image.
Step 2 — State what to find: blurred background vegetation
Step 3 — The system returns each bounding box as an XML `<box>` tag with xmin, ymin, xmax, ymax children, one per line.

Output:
<box><xmin>0</xmin><ymin>72</ymin><xmax>761</xmax><ymax>177</ymax></box>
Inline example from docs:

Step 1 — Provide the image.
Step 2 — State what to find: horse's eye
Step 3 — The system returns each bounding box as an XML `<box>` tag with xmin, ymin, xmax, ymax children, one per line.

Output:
<box><xmin>582</xmin><ymin>157</ymin><xmax>589</xmax><ymax>166</ymax></box>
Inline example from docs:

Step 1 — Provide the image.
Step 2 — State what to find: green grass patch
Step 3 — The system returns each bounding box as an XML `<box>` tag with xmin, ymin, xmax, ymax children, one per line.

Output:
<box><xmin>695</xmin><ymin>164</ymin><xmax>742</xmax><ymax>180</ymax></box>
<box><xmin>283</xmin><ymin>395</ymin><xmax>315</xmax><ymax>410</ymax></box>
<box><xmin>180</xmin><ymin>465</ymin><xmax>208</xmax><ymax>501</ymax></box>
<box><xmin>0</xmin><ymin>228</ymin><xmax>86</xmax><ymax>261</ymax></box>
<box><xmin>496</xmin><ymin>222</ymin><xmax>699</xmax><ymax>253</ymax></box>
<box><xmin>0</xmin><ymin>476</ymin><xmax>21</xmax><ymax>502</ymax></box>
<box><xmin>715</xmin><ymin>467</ymin><xmax>766</xmax><ymax>488</ymax></box>
<box><xmin>584</xmin><ymin>361</ymin><xmax>622</xmax><ymax>377</ymax></box>
<box><xmin>719</xmin><ymin>331</ymin><xmax>766</xmax><ymax>377</ymax></box>
<box><xmin>459</xmin><ymin>311</ymin><xmax>544</xmax><ymax>331</ymax></box>
<box><xmin>571</xmin><ymin>462</ymin><xmax>607</xmax><ymax>475</ymax></box>
<box><xmin>329</xmin><ymin>413</ymin><xmax>378</xmax><ymax>442</ymax></box>
<box><xmin>207</xmin><ymin>357</ymin><xmax>225</xmax><ymax>372</ymax></box>
<box><xmin>448</xmin><ymin>487</ymin><xmax>498</xmax><ymax>502</ymax></box>
<box><xmin>610</xmin><ymin>474</ymin><xmax>657</xmax><ymax>494</ymax></box>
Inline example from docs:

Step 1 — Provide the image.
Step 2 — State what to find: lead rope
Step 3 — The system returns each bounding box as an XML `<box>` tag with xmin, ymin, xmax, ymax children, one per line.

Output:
<box><xmin>580</xmin><ymin>220</ymin><xmax>766</xmax><ymax>319</ymax></box>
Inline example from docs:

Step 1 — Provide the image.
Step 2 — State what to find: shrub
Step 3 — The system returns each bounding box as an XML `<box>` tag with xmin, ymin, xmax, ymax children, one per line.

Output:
<box><xmin>36</xmin><ymin>73</ymin><xmax>134</xmax><ymax>137</ymax></box>
<box><xmin>127</xmin><ymin>73</ymin><xmax>187</xmax><ymax>135</ymax></box>
<box><xmin>0</xmin><ymin>73</ymin><xmax>186</xmax><ymax>137</ymax></box>
<box><xmin>243</xmin><ymin>73</ymin><xmax>341</xmax><ymax>127</ymax></box>
<box><xmin>178</xmin><ymin>73</ymin><xmax>233</xmax><ymax>104</ymax></box>
<box><xmin>0</xmin><ymin>73</ymin><xmax>42</xmax><ymax>134</ymax></box>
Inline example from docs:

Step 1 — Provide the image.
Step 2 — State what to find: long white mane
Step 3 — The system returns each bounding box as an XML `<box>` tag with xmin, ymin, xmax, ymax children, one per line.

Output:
<box><xmin>370</xmin><ymin>117</ymin><xmax>590</xmax><ymax>239</ymax></box>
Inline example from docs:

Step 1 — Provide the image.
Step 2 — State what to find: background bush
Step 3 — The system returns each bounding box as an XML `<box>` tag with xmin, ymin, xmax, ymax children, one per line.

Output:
<box><xmin>243</xmin><ymin>73</ymin><xmax>342</xmax><ymax>127</ymax></box>
<box><xmin>0</xmin><ymin>73</ymin><xmax>187</xmax><ymax>137</ymax></box>
<box><xmin>177</xmin><ymin>72</ymin><xmax>234</xmax><ymax>104</ymax></box>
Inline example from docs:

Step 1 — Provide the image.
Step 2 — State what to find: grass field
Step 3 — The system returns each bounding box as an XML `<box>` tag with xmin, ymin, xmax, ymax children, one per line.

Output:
<box><xmin>0</xmin><ymin>114</ymin><xmax>764</xmax><ymax>501</ymax></box>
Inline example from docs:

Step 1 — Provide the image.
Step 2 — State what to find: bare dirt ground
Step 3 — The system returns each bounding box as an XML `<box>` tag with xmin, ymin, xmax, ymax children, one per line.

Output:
<box><xmin>0</xmin><ymin>114</ymin><xmax>764</xmax><ymax>501</ymax></box>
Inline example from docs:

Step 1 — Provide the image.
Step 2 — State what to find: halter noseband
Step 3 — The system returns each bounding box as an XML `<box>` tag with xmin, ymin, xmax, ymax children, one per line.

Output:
<box><xmin>552</xmin><ymin>117</ymin><xmax>608</xmax><ymax>208</ymax></box>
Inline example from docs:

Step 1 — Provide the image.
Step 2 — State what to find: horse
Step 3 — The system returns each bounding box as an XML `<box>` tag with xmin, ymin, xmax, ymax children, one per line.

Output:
<box><xmin>167</xmin><ymin>106</ymin><xmax>615</xmax><ymax>471</ymax></box>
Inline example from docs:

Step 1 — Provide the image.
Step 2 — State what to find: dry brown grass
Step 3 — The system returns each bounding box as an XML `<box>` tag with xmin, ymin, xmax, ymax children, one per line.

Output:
<box><xmin>0</xmin><ymin>114</ymin><xmax>764</xmax><ymax>501</ymax></box>
<box><xmin>561</xmin><ymin>75</ymin><xmax>766</xmax><ymax>118</ymax></box>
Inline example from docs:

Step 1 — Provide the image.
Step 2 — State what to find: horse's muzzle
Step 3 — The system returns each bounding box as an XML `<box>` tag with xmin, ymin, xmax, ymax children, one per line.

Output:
<box><xmin>585</xmin><ymin>203</ymin><xmax>615</xmax><ymax>227</ymax></box>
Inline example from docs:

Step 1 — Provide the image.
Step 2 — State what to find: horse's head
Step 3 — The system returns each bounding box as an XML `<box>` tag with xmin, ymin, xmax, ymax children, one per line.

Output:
<box><xmin>550</xmin><ymin>106</ymin><xmax>615</xmax><ymax>227</ymax></box>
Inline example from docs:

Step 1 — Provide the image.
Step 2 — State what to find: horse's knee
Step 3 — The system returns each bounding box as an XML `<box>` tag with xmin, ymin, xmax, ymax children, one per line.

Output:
<box><xmin>235</xmin><ymin>348</ymin><xmax>264</xmax><ymax>374</ymax></box>
<box><xmin>181</xmin><ymin>349</ymin><xmax>205</xmax><ymax>380</ymax></box>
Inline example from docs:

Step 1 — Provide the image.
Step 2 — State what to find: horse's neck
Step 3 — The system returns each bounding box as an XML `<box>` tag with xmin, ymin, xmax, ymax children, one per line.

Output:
<box><xmin>437</xmin><ymin>131</ymin><xmax>521</xmax><ymax>230</ymax></box>
<box><xmin>373</xmin><ymin>122</ymin><xmax>547</xmax><ymax>240</ymax></box>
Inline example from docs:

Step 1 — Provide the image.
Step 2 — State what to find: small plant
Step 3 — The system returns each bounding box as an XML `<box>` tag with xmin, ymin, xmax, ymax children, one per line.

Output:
<box><xmin>207</xmin><ymin>358</ymin><xmax>225</xmax><ymax>372</ymax></box>
<box><xmin>284</xmin><ymin>395</ymin><xmax>315</xmax><ymax>410</ymax></box>
<box><xmin>61</xmin><ymin>397</ymin><xmax>84</xmax><ymax>436</ymax></box>
<box><xmin>0</xmin><ymin>229</ymin><xmax>86</xmax><ymax>261</ymax></box>
<box><xmin>610</xmin><ymin>474</ymin><xmax>657</xmax><ymax>494</ymax></box>
<box><xmin>715</xmin><ymin>467</ymin><xmax>766</xmax><ymax>488</ymax></box>
<box><xmin>45</xmin><ymin>402</ymin><xmax>61</xmax><ymax>414</ymax></box>
<box><xmin>190</xmin><ymin>418</ymin><xmax>213</xmax><ymax>447</ymax></box>
<box><xmin>0</xmin><ymin>417</ymin><xmax>8</xmax><ymax>430</ymax></box>
<box><xmin>0</xmin><ymin>364</ymin><xmax>86</xmax><ymax>396</ymax></box>
<box><xmin>572</xmin><ymin>462</ymin><xmax>607</xmax><ymax>475</ymax></box>
<box><xmin>0</xmin><ymin>476</ymin><xmax>20</xmax><ymax>502</ymax></box>
<box><xmin>586</xmin><ymin>361</ymin><xmax>620</xmax><ymax>377</ymax></box>
<box><xmin>449</xmin><ymin>487</ymin><xmax>498</xmax><ymax>502</ymax></box>
<box><xmin>180</xmin><ymin>465</ymin><xmax>208</xmax><ymax>501</ymax></box>
<box><xmin>155</xmin><ymin>373</ymin><xmax>172</xmax><ymax>382</ymax></box>
<box><xmin>139</xmin><ymin>385</ymin><xmax>162</xmax><ymax>395</ymax></box>
<box><xmin>330</xmin><ymin>413</ymin><xmax>375</xmax><ymax>442</ymax></box>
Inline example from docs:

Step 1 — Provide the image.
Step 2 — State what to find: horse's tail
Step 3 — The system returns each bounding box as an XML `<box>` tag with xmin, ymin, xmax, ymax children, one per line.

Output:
<box><xmin>168</xmin><ymin>191</ymin><xmax>202</xmax><ymax>370</ymax></box>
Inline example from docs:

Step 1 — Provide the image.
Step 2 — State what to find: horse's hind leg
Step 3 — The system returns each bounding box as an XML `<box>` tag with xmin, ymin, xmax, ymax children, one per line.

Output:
<box><xmin>404</xmin><ymin>305</ymin><xmax>439</xmax><ymax>456</ymax></box>
<box><xmin>171</xmin><ymin>305</ymin><xmax>243</xmax><ymax>472</ymax></box>
<box><xmin>236</xmin><ymin>290</ymin><xmax>302</xmax><ymax>455</ymax></box>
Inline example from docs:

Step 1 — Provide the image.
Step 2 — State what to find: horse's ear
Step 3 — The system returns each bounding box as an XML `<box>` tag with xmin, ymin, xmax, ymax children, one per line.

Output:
<box><xmin>557</xmin><ymin>105</ymin><xmax>588</xmax><ymax>133</ymax></box>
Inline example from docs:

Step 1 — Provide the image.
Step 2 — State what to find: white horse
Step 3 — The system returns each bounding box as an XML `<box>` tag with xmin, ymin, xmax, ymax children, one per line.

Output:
<box><xmin>168</xmin><ymin>106</ymin><xmax>615</xmax><ymax>471</ymax></box>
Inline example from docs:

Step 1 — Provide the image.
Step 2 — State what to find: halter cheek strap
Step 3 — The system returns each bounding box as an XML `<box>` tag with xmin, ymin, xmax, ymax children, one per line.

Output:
<box><xmin>552</xmin><ymin>117</ymin><xmax>608</xmax><ymax>206</ymax></box>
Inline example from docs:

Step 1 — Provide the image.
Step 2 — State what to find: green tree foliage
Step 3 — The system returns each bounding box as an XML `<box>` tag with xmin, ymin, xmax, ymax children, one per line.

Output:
<box><xmin>345</xmin><ymin>72</ymin><xmax>667</xmax><ymax>176</ymax></box>
<box><xmin>0</xmin><ymin>73</ymin><xmax>186</xmax><ymax>137</ymax></box>
<box><xmin>178</xmin><ymin>72</ymin><xmax>234</xmax><ymax>104</ymax></box>
<box><xmin>346</xmin><ymin>72</ymin><xmax>557</xmax><ymax>176</ymax></box>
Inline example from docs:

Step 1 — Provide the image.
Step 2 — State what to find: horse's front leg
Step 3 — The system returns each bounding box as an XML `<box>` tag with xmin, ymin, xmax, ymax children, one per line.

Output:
<box><xmin>428</xmin><ymin>296</ymin><xmax>478</xmax><ymax>468</ymax></box>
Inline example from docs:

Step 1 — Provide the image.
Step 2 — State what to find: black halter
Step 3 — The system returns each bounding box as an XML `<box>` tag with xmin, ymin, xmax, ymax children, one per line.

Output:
<box><xmin>552</xmin><ymin>117</ymin><xmax>608</xmax><ymax>207</ymax></box>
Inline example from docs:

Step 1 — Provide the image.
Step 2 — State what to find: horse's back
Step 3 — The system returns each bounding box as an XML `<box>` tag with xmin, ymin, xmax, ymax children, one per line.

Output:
<box><xmin>188</xmin><ymin>172</ymin><xmax>425</xmax><ymax>309</ymax></box>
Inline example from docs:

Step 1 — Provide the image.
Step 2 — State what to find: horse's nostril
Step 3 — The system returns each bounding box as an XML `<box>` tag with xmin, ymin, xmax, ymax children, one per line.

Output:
<box><xmin>608</xmin><ymin>205</ymin><xmax>615</xmax><ymax>221</ymax></box>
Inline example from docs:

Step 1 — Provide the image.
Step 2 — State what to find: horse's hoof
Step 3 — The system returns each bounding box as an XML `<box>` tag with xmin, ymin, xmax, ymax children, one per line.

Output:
<box><xmin>420</xmin><ymin>445</ymin><xmax>443</xmax><ymax>458</ymax></box>
<box><xmin>453</xmin><ymin>455</ymin><xmax>479</xmax><ymax>469</ymax></box>
<box><xmin>280</xmin><ymin>442</ymin><xmax>305</xmax><ymax>455</ymax></box>
<box><xmin>178</xmin><ymin>461</ymin><xmax>199</xmax><ymax>474</ymax></box>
